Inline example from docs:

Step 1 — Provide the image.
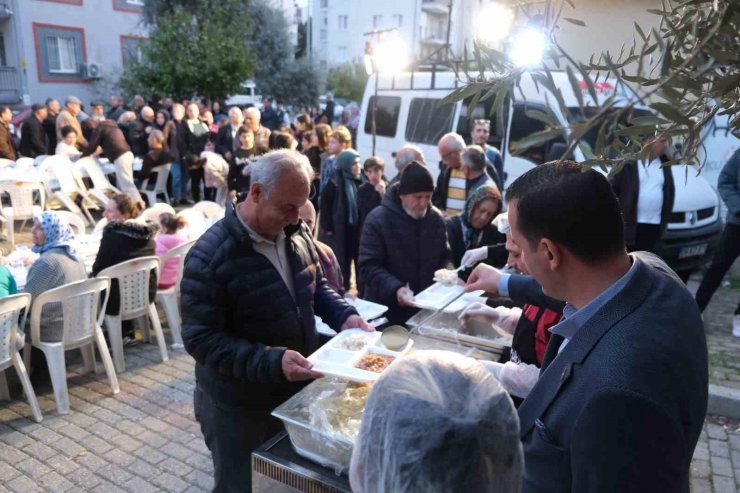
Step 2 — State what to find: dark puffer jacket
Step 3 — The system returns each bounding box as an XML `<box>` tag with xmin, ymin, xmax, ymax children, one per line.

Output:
<box><xmin>92</xmin><ymin>220</ymin><xmax>158</xmax><ymax>315</ymax></box>
<box><xmin>359</xmin><ymin>183</ymin><xmax>450</xmax><ymax>324</ymax></box>
<box><xmin>181</xmin><ymin>204</ymin><xmax>357</xmax><ymax>410</ymax></box>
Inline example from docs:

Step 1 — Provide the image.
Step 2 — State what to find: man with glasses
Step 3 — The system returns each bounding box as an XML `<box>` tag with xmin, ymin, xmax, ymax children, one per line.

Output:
<box><xmin>472</xmin><ymin>119</ymin><xmax>505</xmax><ymax>190</ymax></box>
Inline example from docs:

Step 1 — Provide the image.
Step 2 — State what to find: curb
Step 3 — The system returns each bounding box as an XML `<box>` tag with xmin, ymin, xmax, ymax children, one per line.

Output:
<box><xmin>708</xmin><ymin>384</ymin><xmax>740</xmax><ymax>419</ymax></box>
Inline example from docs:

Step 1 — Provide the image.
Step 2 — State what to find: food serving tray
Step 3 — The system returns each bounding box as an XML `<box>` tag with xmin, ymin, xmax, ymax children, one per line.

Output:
<box><xmin>307</xmin><ymin>329</ymin><xmax>413</xmax><ymax>383</ymax></box>
<box><xmin>343</xmin><ymin>297</ymin><xmax>388</xmax><ymax>321</ymax></box>
<box><xmin>412</xmin><ymin>282</ymin><xmax>486</xmax><ymax>313</ymax></box>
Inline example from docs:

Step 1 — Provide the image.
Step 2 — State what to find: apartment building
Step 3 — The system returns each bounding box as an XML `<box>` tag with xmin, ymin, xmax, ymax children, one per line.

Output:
<box><xmin>0</xmin><ymin>0</ymin><xmax>146</xmax><ymax>106</ymax></box>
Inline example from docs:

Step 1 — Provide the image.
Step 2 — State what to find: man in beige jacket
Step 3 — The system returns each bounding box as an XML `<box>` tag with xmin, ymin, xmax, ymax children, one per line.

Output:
<box><xmin>56</xmin><ymin>96</ymin><xmax>87</xmax><ymax>150</ymax></box>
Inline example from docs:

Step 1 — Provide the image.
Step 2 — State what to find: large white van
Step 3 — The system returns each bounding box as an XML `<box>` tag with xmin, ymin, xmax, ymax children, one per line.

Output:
<box><xmin>356</xmin><ymin>69</ymin><xmax>722</xmax><ymax>276</ymax></box>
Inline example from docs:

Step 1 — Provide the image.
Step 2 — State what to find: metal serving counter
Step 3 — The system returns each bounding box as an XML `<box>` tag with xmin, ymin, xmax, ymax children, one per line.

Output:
<box><xmin>252</xmin><ymin>432</ymin><xmax>351</xmax><ymax>493</ymax></box>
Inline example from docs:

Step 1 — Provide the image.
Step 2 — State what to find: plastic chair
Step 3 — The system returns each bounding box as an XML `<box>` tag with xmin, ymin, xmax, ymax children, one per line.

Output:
<box><xmin>0</xmin><ymin>294</ymin><xmax>42</xmax><ymax>422</ymax></box>
<box><xmin>178</xmin><ymin>208</ymin><xmax>208</xmax><ymax>239</ymax></box>
<box><xmin>140</xmin><ymin>203</ymin><xmax>176</xmax><ymax>225</ymax></box>
<box><xmin>79</xmin><ymin>157</ymin><xmax>121</xmax><ymax>206</ymax></box>
<box><xmin>41</xmin><ymin>156</ymin><xmax>94</xmax><ymax>226</ymax></box>
<box><xmin>155</xmin><ymin>239</ymin><xmax>196</xmax><ymax>348</ymax></box>
<box><xmin>97</xmin><ymin>257</ymin><xmax>168</xmax><ymax>373</ymax></box>
<box><xmin>22</xmin><ymin>278</ymin><xmax>119</xmax><ymax>415</ymax></box>
<box><xmin>52</xmin><ymin>210</ymin><xmax>86</xmax><ymax>235</ymax></box>
<box><xmin>192</xmin><ymin>201</ymin><xmax>225</xmax><ymax>220</ymax></box>
<box><xmin>139</xmin><ymin>164</ymin><xmax>171</xmax><ymax>207</ymax></box>
<box><xmin>0</xmin><ymin>181</ymin><xmax>46</xmax><ymax>246</ymax></box>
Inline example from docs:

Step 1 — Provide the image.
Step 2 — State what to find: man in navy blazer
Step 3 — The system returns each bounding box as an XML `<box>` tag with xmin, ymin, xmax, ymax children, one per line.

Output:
<box><xmin>468</xmin><ymin>161</ymin><xmax>707</xmax><ymax>492</ymax></box>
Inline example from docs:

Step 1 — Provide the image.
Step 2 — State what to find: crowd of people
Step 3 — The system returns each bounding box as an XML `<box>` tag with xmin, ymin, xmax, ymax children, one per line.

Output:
<box><xmin>2</xmin><ymin>90</ymin><xmax>739</xmax><ymax>493</ymax></box>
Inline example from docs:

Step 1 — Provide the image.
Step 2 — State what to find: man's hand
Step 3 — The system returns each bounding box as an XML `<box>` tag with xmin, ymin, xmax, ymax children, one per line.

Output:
<box><xmin>282</xmin><ymin>350</ymin><xmax>322</xmax><ymax>382</ymax></box>
<box><xmin>458</xmin><ymin>302</ymin><xmax>499</xmax><ymax>323</ymax></box>
<box><xmin>461</xmin><ymin>246</ymin><xmax>488</xmax><ymax>268</ymax></box>
<box><xmin>341</xmin><ymin>314</ymin><xmax>374</xmax><ymax>332</ymax></box>
<box><xmin>396</xmin><ymin>286</ymin><xmax>416</xmax><ymax>307</ymax></box>
<box><xmin>375</xmin><ymin>182</ymin><xmax>386</xmax><ymax>196</ymax></box>
<box><xmin>465</xmin><ymin>263</ymin><xmax>502</xmax><ymax>295</ymax></box>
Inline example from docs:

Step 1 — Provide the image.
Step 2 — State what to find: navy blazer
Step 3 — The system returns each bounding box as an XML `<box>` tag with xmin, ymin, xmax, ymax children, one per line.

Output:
<box><xmin>518</xmin><ymin>252</ymin><xmax>707</xmax><ymax>493</ymax></box>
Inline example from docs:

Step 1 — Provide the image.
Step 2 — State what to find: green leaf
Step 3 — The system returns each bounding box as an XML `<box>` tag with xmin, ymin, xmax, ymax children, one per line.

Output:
<box><xmin>563</xmin><ymin>17</ymin><xmax>586</xmax><ymax>27</ymax></box>
<box><xmin>631</xmin><ymin>115</ymin><xmax>671</xmax><ymax>126</ymax></box>
<box><xmin>649</xmin><ymin>102</ymin><xmax>692</xmax><ymax>126</ymax></box>
<box><xmin>634</xmin><ymin>22</ymin><xmax>648</xmax><ymax>41</ymax></box>
<box><xmin>525</xmin><ymin>109</ymin><xmax>558</xmax><ymax>126</ymax></box>
<box><xmin>566</xmin><ymin>65</ymin><xmax>585</xmax><ymax>111</ymax></box>
<box><xmin>439</xmin><ymin>83</ymin><xmax>483</xmax><ymax>107</ymax></box>
<box><xmin>512</xmin><ymin>129</ymin><xmax>564</xmax><ymax>153</ymax></box>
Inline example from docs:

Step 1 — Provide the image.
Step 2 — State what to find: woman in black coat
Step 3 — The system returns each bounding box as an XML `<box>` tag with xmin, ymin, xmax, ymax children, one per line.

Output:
<box><xmin>446</xmin><ymin>184</ymin><xmax>507</xmax><ymax>267</ymax></box>
<box><xmin>92</xmin><ymin>194</ymin><xmax>158</xmax><ymax>341</ymax></box>
<box><xmin>319</xmin><ymin>149</ymin><xmax>362</xmax><ymax>291</ymax></box>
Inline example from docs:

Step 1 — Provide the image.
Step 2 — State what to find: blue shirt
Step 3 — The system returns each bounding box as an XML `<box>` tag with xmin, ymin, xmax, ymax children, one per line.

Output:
<box><xmin>551</xmin><ymin>256</ymin><xmax>639</xmax><ymax>353</ymax></box>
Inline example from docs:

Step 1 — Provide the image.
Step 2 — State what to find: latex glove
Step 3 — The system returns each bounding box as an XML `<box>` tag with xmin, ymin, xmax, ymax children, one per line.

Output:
<box><xmin>461</xmin><ymin>246</ymin><xmax>488</xmax><ymax>268</ymax></box>
<box><xmin>499</xmin><ymin>361</ymin><xmax>540</xmax><ymax>399</ymax></box>
<box><xmin>341</xmin><ymin>314</ymin><xmax>374</xmax><ymax>332</ymax></box>
<box><xmin>458</xmin><ymin>302</ymin><xmax>500</xmax><ymax>323</ymax></box>
<box><xmin>396</xmin><ymin>286</ymin><xmax>416</xmax><ymax>307</ymax></box>
<box><xmin>481</xmin><ymin>360</ymin><xmax>505</xmax><ymax>381</ymax></box>
<box><xmin>464</xmin><ymin>263</ymin><xmax>502</xmax><ymax>295</ymax></box>
<box><xmin>282</xmin><ymin>350</ymin><xmax>322</xmax><ymax>382</ymax></box>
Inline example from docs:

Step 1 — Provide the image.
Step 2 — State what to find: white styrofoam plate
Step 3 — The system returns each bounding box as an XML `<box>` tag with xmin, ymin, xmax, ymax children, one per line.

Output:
<box><xmin>413</xmin><ymin>282</ymin><xmax>485</xmax><ymax>313</ymax></box>
<box><xmin>344</xmin><ymin>297</ymin><xmax>388</xmax><ymax>321</ymax></box>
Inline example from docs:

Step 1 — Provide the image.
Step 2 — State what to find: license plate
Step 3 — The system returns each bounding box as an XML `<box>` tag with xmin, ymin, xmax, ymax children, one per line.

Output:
<box><xmin>678</xmin><ymin>244</ymin><xmax>707</xmax><ymax>259</ymax></box>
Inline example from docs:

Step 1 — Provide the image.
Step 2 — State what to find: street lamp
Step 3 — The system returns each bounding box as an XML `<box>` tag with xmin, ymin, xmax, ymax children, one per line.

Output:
<box><xmin>364</xmin><ymin>29</ymin><xmax>409</xmax><ymax>155</ymax></box>
<box><xmin>509</xmin><ymin>27</ymin><xmax>547</xmax><ymax>67</ymax></box>
<box><xmin>475</xmin><ymin>3</ymin><xmax>515</xmax><ymax>47</ymax></box>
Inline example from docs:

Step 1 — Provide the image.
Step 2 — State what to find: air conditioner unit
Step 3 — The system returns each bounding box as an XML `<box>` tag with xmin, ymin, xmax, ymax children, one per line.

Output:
<box><xmin>83</xmin><ymin>63</ymin><xmax>103</xmax><ymax>80</ymax></box>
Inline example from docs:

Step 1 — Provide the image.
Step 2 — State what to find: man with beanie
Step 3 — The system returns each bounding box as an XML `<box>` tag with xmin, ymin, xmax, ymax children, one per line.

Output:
<box><xmin>359</xmin><ymin>161</ymin><xmax>451</xmax><ymax>324</ymax></box>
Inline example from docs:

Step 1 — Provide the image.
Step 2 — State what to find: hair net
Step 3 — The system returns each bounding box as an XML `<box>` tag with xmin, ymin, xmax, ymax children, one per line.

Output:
<box><xmin>349</xmin><ymin>351</ymin><xmax>522</xmax><ymax>493</ymax></box>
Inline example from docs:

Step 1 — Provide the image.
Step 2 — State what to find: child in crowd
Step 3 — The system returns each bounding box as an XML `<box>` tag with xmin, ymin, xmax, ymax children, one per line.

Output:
<box><xmin>155</xmin><ymin>213</ymin><xmax>188</xmax><ymax>289</ymax></box>
<box><xmin>55</xmin><ymin>126</ymin><xmax>82</xmax><ymax>160</ymax></box>
<box><xmin>228</xmin><ymin>127</ymin><xmax>255</xmax><ymax>201</ymax></box>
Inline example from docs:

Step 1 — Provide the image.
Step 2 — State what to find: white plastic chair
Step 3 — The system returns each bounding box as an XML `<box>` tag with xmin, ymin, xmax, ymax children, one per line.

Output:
<box><xmin>155</xmin><ymin>239</ymin><xmax>196</xmax><ymax>349</ymax></box>
<box><xmin>139</xmin><ymin>164</ymin><xmax>171</xmax><ymax>207</ymax></box>
<box><xmin>178</xmin><ymin>208</ymin><xmax>208</xmax><ymax>239</ymax></box>
<box><xmin>79</xmin><ymin>157</ymin><xmax>121</xmax><ymax>206</ymax></box>
<box><xmin>16</xmin><ymin>157</ymin><xmax>35</xmax><ymax>168</ymax></box>
<box><xmin>52</xmin><ymin>210</ymin><xmax>86</xmax><ymax>235</ymax></box>
<box><xmin>42</xmin><ymin>156</ymin><xmax>95</xmax><ymax>226</ymax></box>
<box><xmin>22</xmin><ymin>278</ymin><xmax>119</xmax><ymax>415</ymax></box>
<box><xmin>193</xmin><ymin>201</ymin><xmax>225</xmax><ymax>220</ymax></box>
<box><xmin>0</xmin><ymin>181</ymin><xmax>46</xmax><ymax>246</ymax></box>
<box><xmin>0</xmin><ymin>294</ymin><xmax>42</xmax><ymax>422</ymax></box>
<box><xmin>97</xmin><ymin>257</ymin><xmax>168</xmax><ymax>373</ymax></box>
<box><xmin>140</xmin><ymin>203</ymin><xmax>176</xmax><ymax>225</ymax></box>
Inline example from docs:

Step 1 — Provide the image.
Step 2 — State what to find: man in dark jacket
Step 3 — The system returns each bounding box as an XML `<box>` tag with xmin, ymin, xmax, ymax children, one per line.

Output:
<box><xmin>468</xmin><ymin>161</ymin><xmax>707</xmax><ymax>492</ymax></box>
<box><xmin>128</xmin><ymin>106</ymin><xmax>154</xmax><ymax>157</ymax></box>
<box><xmin>260</xmin><ymin>98</ymin><xmax>281</xmax><ymax>131</ymax></box>
<box><xmin>19</xmin><ymin>104</ymin><xmax>49</xmax><ymax>158</ymax></box>
<box><xmin>0</xmin><ymin>106</ymin><xmax>17</xmax><ymax>160</ymax></box>
<box><xmin>82</xmin><ymin>120</ymin><xmax>141</xmax><ymax>202</ymax></box>
<box><xmin>610</xmin><ymin>134</ymin><xmax>675</xmax><ymax>252</ymax></box>
<box><xmin>214</xmin><ymin>106</ymin><xmax>243</xmax><ymax>161</ymax></box>
<box><xmin>359</xmin><ymin>161</ymin><xmax>450</xmax><ymax>324</ymax></box>
<box><xmin>43</xmin><ymin>98</ymin><xmax>60</xmax><ymax>154</ymax></box>
<box><xmin>181</xmin><ymin>149</ymin><xmax>371</xmax><ymax>492</ymax></box>
<box><xmin>106</xmin><ymin>95</ymin><xmax>125</xmax><ymax>122</ymax></box>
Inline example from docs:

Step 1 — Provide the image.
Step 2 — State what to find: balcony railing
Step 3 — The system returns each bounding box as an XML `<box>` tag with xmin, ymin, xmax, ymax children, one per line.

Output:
<box><xmin>0</xmin><ymin>67</ymin><xmax>21</xmax><ymax>104</ymax></box>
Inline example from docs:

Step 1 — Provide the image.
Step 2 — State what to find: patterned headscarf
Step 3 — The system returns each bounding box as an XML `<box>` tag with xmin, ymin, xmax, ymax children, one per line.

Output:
<box><xmin>31</xmin><ymin>211</ymin><xmax>78</xmax><ymax>260</ymax></box>
<box><xmin>461</xmin><ymin>185</ymin><xmax>502</xmax><ymax>248</ymax></box>
<box><xmin>337</xmin><ymin>149</ymin><xmax>362</xmax><ymax>226</ymax></box>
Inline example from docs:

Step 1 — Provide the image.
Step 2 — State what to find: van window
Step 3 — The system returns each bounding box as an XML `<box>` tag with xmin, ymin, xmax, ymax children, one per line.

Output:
<box><xmin>364</xmin><ymin>96</ymin><xmax>401</xmax><ymax>137</ymax></box>
<box><xmin>508</xmin><ymin>103</ymin><xmax>564</xmax><ymax>165</ymax></box>
<box><xmin>405</xmin><ymin>98</ymin><xmax>455</xmax><ymax>145</ymax></box>
<box><xmin>456</xmin><ymin>96</ymin><xmax>504</xmax><ymax>148</ymax></box>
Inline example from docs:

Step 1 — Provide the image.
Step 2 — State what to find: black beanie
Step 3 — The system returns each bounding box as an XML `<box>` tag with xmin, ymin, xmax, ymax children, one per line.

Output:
<box><xmin>399</xmin><ymin>161</ymin><xmax>434</xmax><ymax>195</ymax></box>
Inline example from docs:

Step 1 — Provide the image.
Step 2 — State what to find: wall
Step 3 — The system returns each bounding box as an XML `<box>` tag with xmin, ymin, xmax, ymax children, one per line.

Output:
<box><xmin>17</xmin><ymin>0</ymin><xmax>146</xmax><ymax>105</ymax></box>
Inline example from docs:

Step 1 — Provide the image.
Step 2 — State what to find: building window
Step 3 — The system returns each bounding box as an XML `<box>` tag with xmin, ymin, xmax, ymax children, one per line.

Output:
<box><xmin>37</xmin><ymin>0</ymin><xmax>83</xmax><ymax>5</ymax></box>
<box><xmin>393</xmin><ymin>14</ymin><xmax>403</xmax><ymax>27</ymax></box>
<box><xmin>121</xmin><ymin>36</ymin><xmax>144</xmax><ymax>66</ymax></box>
<box><xmin>320</xmin><ymin>0</ymin><xmax>328</xmax><ymax>7</ymax></box>
<box><xmin>32</xmin><ymin>23</ymin><xmax>86</xmax><ymax>82</ymax></box>
<box><xmin>0</xmin><ymin>35</ymin><xmax>6</xmax><ymax>67</ymax></box>
<box><xmin>372</xmin><ymin>15</ymin><xmax>383</xmax><ymax>29</ymax></box>
<box><xmin>338</xmin><ymin>15</ymin><xmax>348</xmax><ymax>30</ymax></box>
<box><xmin>112</xmin><ymin>0</ymin><xmax>144</xmax><ymax>12</ymax></box>
<box><xmin>320</xmin><ymin>29</ymin><xmax>327</xmax><ymax>41</ymax></box>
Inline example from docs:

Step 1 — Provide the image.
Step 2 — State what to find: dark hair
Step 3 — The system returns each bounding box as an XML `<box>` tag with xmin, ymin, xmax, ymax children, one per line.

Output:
<box><xmin>506</xmin><ymin>160</ymin><xmax>625</xmax><ymax>263</ymax></box>
<box><xmin>110</xmin><ymin>193</ymin><xmax>144</xmax><ymax>220</ymax></box>
<box><xmin>45</xmin><ymin>98</ymin><xmax>57</xmax><ymax>106</ymax></box>
<box><xmin>60</xmin><ymin>125</ymin><xmax>77</xmax><ymax>139</ymax></box>
<box><xmin>0</xmin><ymin>106</ymin><xmax>10</xmax><ymax>115</ymax></box>
<box><xmin>363</xmin><ymin>156</ymin><xmax>385</xmax><ymax>171</ymax></box>
<box><xmin>462</xmin><ymin>145</ymin><xmax>487</xmax><ymax>173</ymax></box>
<box><xmin>315</xmin><ymin>123</ymin><xmax>331</xmax><ymax>151</ymax></box>
<box><xmin>237</xmin><ymin>126</ymin><xmax>253</xmax><ymax>137</ymax></box>
<box><xmin>296</xmin><ymin>114</ymin><xmax>314</xmax><ymax>130</ymax></box>
<box><xmin>270</xmin><ymin>132</ymin><xmax>295</xmax><ymax>150</ymax></box>
<box><xmin>31</xmin><ymin>103</ymin><xmax>47</xmax><ymax>114</ymax></box>
<box><xmin>301</xmin><ymin>129</ymin><xmax>315</xmax><ymax>143</ymax></box>
<box><xmin>159</xmin><ymin>212</ymin><xmax>186</xmax><ymax>234</ymax></box>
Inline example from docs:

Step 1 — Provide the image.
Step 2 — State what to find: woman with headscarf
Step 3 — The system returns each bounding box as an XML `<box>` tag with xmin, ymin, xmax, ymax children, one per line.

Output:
<box><xmin>24</xmin><ymin>212</ymin><xmax>87</xmax><ymax>342</ymax></box>
<box><xmin>320</xmin><ymin>149</ymin><xmax>362</xmax><ymax>291</ymax></box>
<box><xmin>446</xmin><ymin>185</ymin><xmax>507</xmax><ymax>267</ymax></box>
